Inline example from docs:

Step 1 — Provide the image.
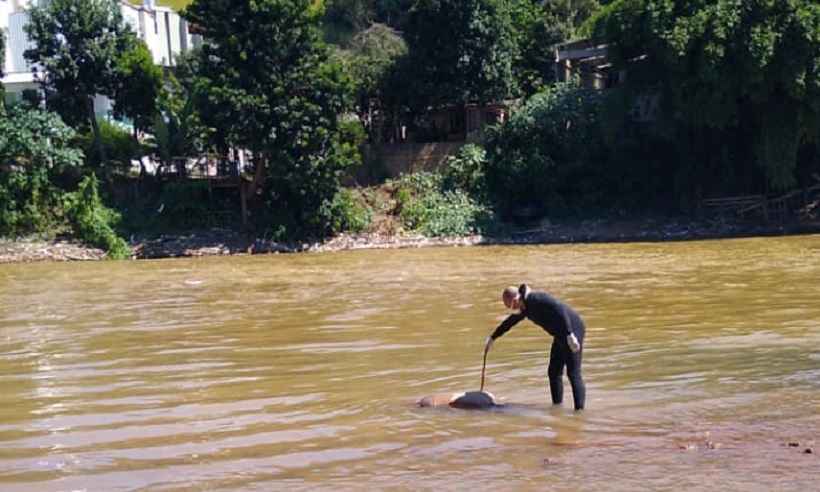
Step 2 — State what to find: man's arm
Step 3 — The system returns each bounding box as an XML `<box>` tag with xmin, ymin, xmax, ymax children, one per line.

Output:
<box><xmin>490</xmin><ymin>312</ymin><xmax>526</xmax><ymax>341</ymax></box>
<box><xmin>558</xmin><ymin>304</ymin><xmax>581</xmax><ymax>353</ymax></box>
<box><xmin>558</xmin><ymin>304</ymin><xmax>574</xmax><ymax>337</ymax></box>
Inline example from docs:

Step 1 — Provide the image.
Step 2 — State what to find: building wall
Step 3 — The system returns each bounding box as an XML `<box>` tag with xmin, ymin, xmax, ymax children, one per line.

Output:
<box><xmin>2</xmin><ymin>0</ymin><xmax>192</xmax><ymax>100</ymax></box>
<box><xmin>0</xmin><ymin>1</ymin><xmax>9</xmax><ymax>74</ymax></box>
<box><xmin>5</xmin><ymin>11</ymin><xmax>32</xmax><ymax>74</ymax></box>
<box><xmin>120</xmin><ymin>2</ymin><xmax>188</xmax><ymax>67</ymax></box>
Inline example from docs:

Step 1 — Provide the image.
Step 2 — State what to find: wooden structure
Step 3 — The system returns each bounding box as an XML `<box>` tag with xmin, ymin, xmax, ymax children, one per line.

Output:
<box><xmin>555</xmin><ymin>39</ymin><xmax>618</xmax><ymax>90</ymax></box>
<box><xmin>422</xmin><ymin>103</ymin><xmax>511</xmax><ymax>142</ymax></box>
<box><xmin>555</xmin><ymin>39</ymin><xmax>666</xmax><ymax>123</ymax></box>
<box><xmin>157</xmin><ymin>154</ymin><xmax>252</xmax><ymax>227</ymax></box>
<box><xmin>702</xmin><ymin>177</ymin><xmax>820</xmax><ymax>223</ymax></box>
<box><xmin>701</xmin><ymin>195</ymin><xmax>769</xmax><ymax>220</ymax></box>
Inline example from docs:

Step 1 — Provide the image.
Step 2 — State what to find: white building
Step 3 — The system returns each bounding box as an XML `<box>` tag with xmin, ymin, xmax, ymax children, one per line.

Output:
<box><xmin>1</xmin><ymin>0</ymin><xmax>198</xmax><ymax>112</ymax></box>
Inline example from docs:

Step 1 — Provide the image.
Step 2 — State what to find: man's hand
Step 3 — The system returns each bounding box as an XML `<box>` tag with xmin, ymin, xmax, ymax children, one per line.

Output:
<box><xmin>484</xmin><ymin>336</ymin><xmax>494</xmax><ymax>352</ymax></box>
<box><xmin>567</xmin><ymin>333</ymin><xmax>580</xmax><ymax>353</ymax></box>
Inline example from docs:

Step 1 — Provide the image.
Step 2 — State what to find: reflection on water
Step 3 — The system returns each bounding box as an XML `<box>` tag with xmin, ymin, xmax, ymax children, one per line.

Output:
<box><xmin>1</xmin><ymin>236</ymin><xmax>820</xmax><ymax>490</ymax></box>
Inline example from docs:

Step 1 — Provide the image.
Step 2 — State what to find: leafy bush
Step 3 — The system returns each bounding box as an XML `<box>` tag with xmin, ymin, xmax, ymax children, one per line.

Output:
<box><xmin>325</xmin><ymin>188</ymin><xmax>372</xmax><ymax>234</ymax></box>
<box><xmin>0</xmin><ymin>167</ymin><xmax>60</xmax><ymax>236</ymax></box>
<box><xmin>1</xmin><ymin>104</ymin><xmax>84</xmax><ymax>170</ymax></box>
<box><xmin>265</xmin><ymin>116</ymin><xmax>366</xmax><ymax>238</ymax></box>
<box><xmin>77</xmin><ymin>119</ymin><xmax>144</xmax><ymax>174</ymax></box>
<box><xmin>64</xmin><ymin>174</ymin><xmax>130</xmax><ymax>259</ymax></box>
<box><xmin>0</xmin><ymin>105</ymin><xmax>84</xmax><ymax>236</ymax></box>
<box><xmin>484</xmin><ymin>81</ymin><xmax>608</xmax><ymax>216</ymax></box>
<box><xmin>592</xmin><ymin>0</ymin><xmax>820</xmax><ymax>197</ymax></box>
<box><xmin>442</xmin><ymin>144</ymin><xmax>488</xmax><ymax>198</ymax></box>
<box><xmin>393</xmin><ymin>172</ymin><xmax>491</xmax><ymax>237</ymax></box>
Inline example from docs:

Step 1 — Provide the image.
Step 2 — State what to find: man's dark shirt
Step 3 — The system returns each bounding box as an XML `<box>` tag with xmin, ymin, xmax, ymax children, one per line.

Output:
<box><xmin>490</xmin><ymin>285</ymin><xmax>578</xmax><ymax>341</ymax></box>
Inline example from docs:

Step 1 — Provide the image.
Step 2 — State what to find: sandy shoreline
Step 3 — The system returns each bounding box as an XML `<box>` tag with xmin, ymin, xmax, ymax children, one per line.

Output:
<box><xmin>2</xmin><ymin>217</ymin><xmax>820</xmax><ymax>264</ymax></box>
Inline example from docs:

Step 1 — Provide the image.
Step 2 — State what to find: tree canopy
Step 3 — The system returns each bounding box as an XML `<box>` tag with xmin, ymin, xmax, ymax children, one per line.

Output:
<box><xmin>183</xmin><ymin>0</ymin><xmax>357</xmax><ymax>233</ymax></box>
<box><xmin>337</xmin><ymin>23</ymin><xmax>407</xmax><ymax>141</ymax></box>
<box><xmin>23</xmin><ymin>0</ymin><xmax>142</xmax><ymax>164</ymax></box>
<box><xmin>596</xmin><ymin>0</ymin><xmax>820</xmax><ymax>191</ymax></box>
<box><xmin>24</xmin><ymin>0</ymin><xmax>137</xmax><ymax>125</ymax></box>
<box><xmin>401</xmin><ymin>0</ymin><xmax>519</xmax><ymax>109</ymax></box>
<box><xmin>113</xmin><ymin>41</ymin><xmax>164</xmax><ymax>136</ymax></box>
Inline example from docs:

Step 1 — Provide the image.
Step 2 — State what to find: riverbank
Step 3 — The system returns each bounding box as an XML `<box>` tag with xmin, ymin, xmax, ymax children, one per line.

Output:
<box><xmin>3</xmin><ymin>216</ymin><xmax>820</xmax><ymax>264</ymax></box>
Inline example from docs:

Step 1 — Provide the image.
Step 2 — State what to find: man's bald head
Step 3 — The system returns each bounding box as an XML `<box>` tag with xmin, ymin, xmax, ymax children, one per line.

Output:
<box><xmin>502</xmin><ymin>286</ymin><xmax>519</xmax><ymax>310</ymax></box>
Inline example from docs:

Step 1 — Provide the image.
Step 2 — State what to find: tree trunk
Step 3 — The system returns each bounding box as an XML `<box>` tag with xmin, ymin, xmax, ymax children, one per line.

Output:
<box><xmin>247</xmin><ymin>153</ymin><xmax>267</xmax><ymax>199</ymax></box>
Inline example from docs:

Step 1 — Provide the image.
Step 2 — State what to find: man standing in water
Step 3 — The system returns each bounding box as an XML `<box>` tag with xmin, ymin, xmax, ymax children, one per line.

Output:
<box><xmin>486</xmin><ymin>284</ymin><xmax>586</xmax><ymax>410</ymax></box>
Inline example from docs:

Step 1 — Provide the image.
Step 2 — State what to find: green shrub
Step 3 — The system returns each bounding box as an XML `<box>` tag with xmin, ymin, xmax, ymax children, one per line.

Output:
<box><xmin>393</xmin><ymin>172</ymin><xmax>491</xmax><ymax>237</ymax></box>
<box><xmin>264</xmin><ymin>117</ymin><xmax>366</xmax><ymax>238</ymax></box>
<box><xmin>0</xmin><ymin>167</ymin><xmax>60</xmax><ymax>236</ymax></box>
<box><xmin>64</xmin><ymin>174</ymin><xmax>130</xmax><ymax>259</ymax></box>
<box><xmin>0</xmin><ymin>105</ymin><xmax>83</xmax><ymax>237</ymax></box>
<box><xmin>442</xmin><ymin>144</ymin><xmax>488</xmax><ymax>198</ymax></box>
<box><xmin>326</xmin><ymin>188</ymin><xmax>372</xmax><ymax>234</ymax></box>
<box><xmin>484</xmin><ymin>81</ymin><xmax>608</xmax><ymax>216</ymax></box>
<box><xmin>77</xmin><ymin>119</ymin><xmax>144</xmax><ymax>174</ymax></box>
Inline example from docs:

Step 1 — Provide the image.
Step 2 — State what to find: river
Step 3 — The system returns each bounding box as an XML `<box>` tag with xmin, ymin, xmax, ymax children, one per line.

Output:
<box><xmin>1</xmin><ymin>236</ymin><xmax>819</xmax><ymax>491</ymax></box>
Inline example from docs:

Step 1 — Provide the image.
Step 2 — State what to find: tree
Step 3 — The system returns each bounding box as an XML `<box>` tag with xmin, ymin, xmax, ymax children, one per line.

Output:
<box><xmin>24</xmin><ymin>0</ymin><xmax>139</xmax><ymax>165</ymax></box>
<box><xmin>548</xmin><ymin>0</ymin><xmax>602</xmax><ymax>37</ymax></box>
<box><xmin>323</xmin><ymin>0</ymin><xmax>375</xmax><ymax>44</ymax></box>
<box><xmin>321</xmin><ymin>0</ymin><xmax>413</xmax><ymax>33</ymax></box>
<box><xmin>509</xmin><ymin>1</ymin><xmax>575</xmax><ymax>96</ymax></box>
<box><xmin>149</xmin><ymin>52</ymin><xmax>210</xmax><ymax>176</ymax></box>
<box><xmin>183</xmin><ymin>0</ymin><xmax>357</xmax><ymax>234</ymax></box>
<box><xmin>484</xmin><ymin>81</ymin><xmax>609</xmax><ymax>215</ymax></box>
<box><xmin>597</xmin><ymin>0</ymin><xmax>820</xmax><ymax>193</ymax></box>
<box><xmin>0</xmin><ymin>28</ymin><xmax>5</xmax><ymax>79</ymax></box>
<box><xmin>338</xmin><ymin>23</ymin><xmax>407</xmax><ymax>142</ymax></box>
<box><xmin>401</xmin><ymin>0</ymin><xmax>519</xmax><ymax>109</ymax></box>
<box><xmin>374</xmin><ymin>0</ymin><xmax>413</xmax><ymax>27</ymax></box>
<box><xmin>113</xmin><ymin>41</ymin><xmax>164</xmax><ymax>138</ymax></box>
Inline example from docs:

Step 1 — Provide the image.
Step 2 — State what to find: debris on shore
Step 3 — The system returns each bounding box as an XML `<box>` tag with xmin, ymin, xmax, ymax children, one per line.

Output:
<box><xmin>2</xmin><ymin>216</ymin><xmax>819</xmax><ymax>264</ymax></box>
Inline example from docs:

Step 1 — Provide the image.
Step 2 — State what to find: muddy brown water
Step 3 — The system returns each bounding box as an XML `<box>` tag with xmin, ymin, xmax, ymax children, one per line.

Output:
<box><xmin>1</xmin><ymin>236</ymin><xmax>820</xmax><ymax>491</ymax></box>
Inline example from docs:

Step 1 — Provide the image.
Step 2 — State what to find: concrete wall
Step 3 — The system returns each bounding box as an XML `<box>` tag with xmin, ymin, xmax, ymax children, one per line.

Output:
<box><xmin>121</xmin><ymin>2</ymin><xmax>188</xmax><ymax>67</ymax></box>
<box><xmin>355</xmin><ymin>142</ymin><xmax>465</xmax><ymax>184</ymax></box>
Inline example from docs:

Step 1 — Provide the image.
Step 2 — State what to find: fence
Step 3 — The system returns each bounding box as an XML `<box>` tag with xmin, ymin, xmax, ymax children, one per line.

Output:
<box><xmin>702</xmin><ymin>182</ymin><xmax>820</xmax><ymax>222</ymax></box>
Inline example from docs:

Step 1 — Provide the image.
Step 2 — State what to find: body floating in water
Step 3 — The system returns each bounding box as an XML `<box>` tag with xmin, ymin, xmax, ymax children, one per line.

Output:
<box><xmin>418</xmin><ymin>391</ymin><xmax>501</xmax><ymax>409</ymax></box>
